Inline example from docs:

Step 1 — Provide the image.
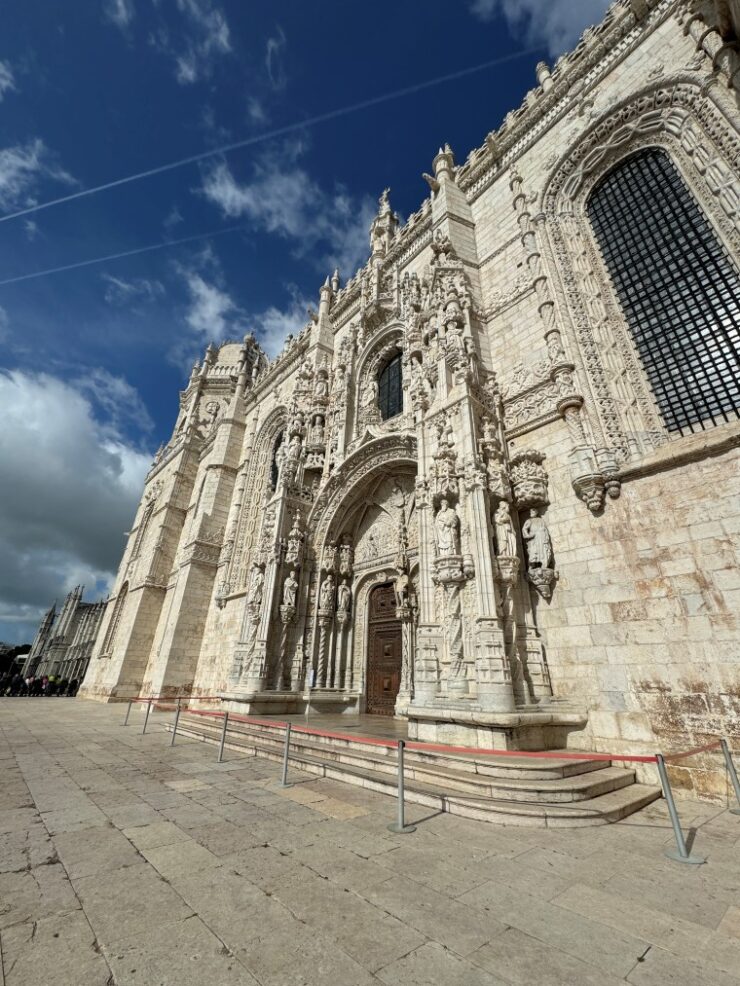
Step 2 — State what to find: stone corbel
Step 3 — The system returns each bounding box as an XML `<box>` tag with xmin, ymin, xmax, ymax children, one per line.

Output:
<box><xmin>509</xmin><ymin>449</ymin><xmax>549</xmax><ymax>510</ymax></box>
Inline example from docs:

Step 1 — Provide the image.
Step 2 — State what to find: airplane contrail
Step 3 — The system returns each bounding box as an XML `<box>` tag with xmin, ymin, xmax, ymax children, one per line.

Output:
<box><xmin>0</xmin><ymin>46</ymin><xmax>540</xmax><ymax>226</ymax></box>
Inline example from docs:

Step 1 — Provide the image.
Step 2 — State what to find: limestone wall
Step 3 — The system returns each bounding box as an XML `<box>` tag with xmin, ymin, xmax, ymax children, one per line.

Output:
<box><xmin>79</xmin><ymin>0</ymin><xmax>740</xmax><ymax>801</ymax></box>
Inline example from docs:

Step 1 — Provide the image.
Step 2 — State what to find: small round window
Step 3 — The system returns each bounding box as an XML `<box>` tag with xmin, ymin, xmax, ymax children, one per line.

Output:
<box><xmin>378</xmin><ymin>355</ymin><xmax>402</xmax><ymax>421</ymax></box>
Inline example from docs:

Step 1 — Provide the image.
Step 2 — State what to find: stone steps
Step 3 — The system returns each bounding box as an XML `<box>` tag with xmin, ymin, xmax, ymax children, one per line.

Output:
<box><xmin>167</xmin><ymin>712</ymin><xmax>661</xmax><ymax>827</ymax></box>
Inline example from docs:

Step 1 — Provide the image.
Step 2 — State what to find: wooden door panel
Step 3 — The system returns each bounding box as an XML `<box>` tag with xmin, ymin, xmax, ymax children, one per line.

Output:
<box><xmin>367</xmin><ymin>584</ymin><xmax>403</xmax><ymax>716</ymax></box>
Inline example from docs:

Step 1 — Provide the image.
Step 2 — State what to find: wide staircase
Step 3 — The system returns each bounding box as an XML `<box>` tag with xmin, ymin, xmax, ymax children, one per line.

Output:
<box><xmin>167</xmin><ymin>711</ymin><xmax>661</xmax><ymax>827</ymax></box>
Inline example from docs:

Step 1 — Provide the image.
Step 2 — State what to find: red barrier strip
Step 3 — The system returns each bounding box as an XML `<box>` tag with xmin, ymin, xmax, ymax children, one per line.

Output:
<box><xmin>181</xmin><ymin>707</ymin><xmax>660</xmax><ymax>765</ymax></box>
<box><xmin>662</xmin><ymin>740</ymin><xmax>722</xmax><ymax>762</ymax></box>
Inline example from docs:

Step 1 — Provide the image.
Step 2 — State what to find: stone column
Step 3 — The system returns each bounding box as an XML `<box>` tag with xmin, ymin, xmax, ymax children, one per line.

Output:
<box><xmin>411</xmin><ymin>416</ymin><xmax>442</xmax><ymax>705</ymax></box>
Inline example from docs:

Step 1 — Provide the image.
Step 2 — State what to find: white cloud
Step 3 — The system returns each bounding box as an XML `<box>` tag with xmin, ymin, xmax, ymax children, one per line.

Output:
<box><xmin>0</xmin><ymin>139</ymin><xmax>75</xmax><ymax>212</ymax></box>
<box><xmin>254</xmin><ymin>291</ymin><xmax>311</xmax><ymax>358</ymax></box>
<box><xmin>200</xmin><ymin>150</ymin><xmax>375</xmax><ymax>277</ymax></box>
<box><xmin>265</xmin><ymin>25</ymin><xmax>287</xmax><ymax>91</ymax></box>
<box><xmin>23</xmin><ymin>219</ymin><xmax>38</xmax><ymax>241</ymax></box>
<box><xmin>0</xmin><ymin>60</ymin><xmax>16</xmax><ymax>102</ymax></box>
<box><xmin>101</xmin><ymin>272</ymin><xmax>165</xmax><ymax>306</ymax></box>
<box><xmin>181</xmin><ymin>269</ymin><xmax>239</xmax><ymax>340</ymax></box>
<box><xmin>74</xmin><ymin>367</ymin><xmax>155</xmax><ymax>434</ymax></box>
<box><xmin>151</xmin><ymin>0</ymin><xmax>232</xmax><ymax>84</ymax></box>
<box><xmin>247</xmin><ymin>96</ymin><xmax>267</xmax><ymax>125</ymax></box>
<box><xmin>470</xmin><ymin>0</ymin><xmax>611</xmax><ymax>56</ymax></box>
<box><xmin>0</xmin><ymin>369</ymin><xmax>152</xmax><ymax>643</ymax></box>
<box><xmin>104</xmin><ymin>0</ymin><xmax>135</xmax><ymax>29</ymax></box>
<box><xmin>164</xmin><ymin>204</ymin><xmax>183</xmax><ymax>230</ymax></box>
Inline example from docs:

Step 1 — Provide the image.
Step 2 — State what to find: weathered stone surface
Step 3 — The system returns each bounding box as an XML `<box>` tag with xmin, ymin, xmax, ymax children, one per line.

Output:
<box><xmin>72</xmin><ymin>0</ymin><xmax>740</xmax><ymax>804</ymax></box>
<box><xmin>4</xmin><ymin>670</ymin><xmax>740</xmax><ymax>986</ymax></box>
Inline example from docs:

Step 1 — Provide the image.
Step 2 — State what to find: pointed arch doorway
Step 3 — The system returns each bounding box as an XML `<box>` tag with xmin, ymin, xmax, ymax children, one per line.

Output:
<box><xmin>366</xmin><ymin>582</ymin><xmax>403</xmax><ymax>716</ymax></box>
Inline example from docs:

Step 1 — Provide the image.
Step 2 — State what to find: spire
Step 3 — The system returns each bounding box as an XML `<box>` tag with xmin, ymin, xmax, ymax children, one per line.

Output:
<box><xmin>370</xmin><ymin>188</ymin><xmax>399</xmax><ymax>258</ymax></box>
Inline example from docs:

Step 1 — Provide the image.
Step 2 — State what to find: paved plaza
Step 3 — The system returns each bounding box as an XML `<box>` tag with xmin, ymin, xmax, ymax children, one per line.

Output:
<box><xmin>1</xmin><ymin>701</ymin><xmax>739</xmax><ymax>986</ymax></box>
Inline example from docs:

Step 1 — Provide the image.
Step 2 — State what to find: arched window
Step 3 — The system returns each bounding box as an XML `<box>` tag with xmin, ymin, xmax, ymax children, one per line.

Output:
<box><xmin>130</xmin><ymin>502</ymin><xmax>154</xmax><ymax>559</ymax></box>
<box><xmin>270</xmin><ymin>431</ymin><xmax>284</xmax><ymax>489</ymax></box>
<box><xmin>100</xmin><ymin>582</ymin><xmax>128</xmax><ymax>656</ymax></box>
<box><xmin>378</xmin><ymin>355</ymin><xmax>403</xmax><ymax>421</ymax></box>
<box><xmin>587</xmin><ymin>148</ymin><xmax>740</xmax><ymax>436</ymax></box>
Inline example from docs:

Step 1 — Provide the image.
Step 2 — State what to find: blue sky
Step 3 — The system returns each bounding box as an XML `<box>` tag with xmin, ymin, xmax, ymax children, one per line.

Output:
<box><xmin>0</xmin><ymin>0</ymin><xmax>610</xmax><ymax>643</ymax></box>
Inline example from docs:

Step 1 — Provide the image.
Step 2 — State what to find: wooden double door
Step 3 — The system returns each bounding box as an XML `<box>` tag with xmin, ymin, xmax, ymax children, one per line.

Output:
<box><xmin>366</xmin><ymin>583</ymin><xmax>402</xmax><ymax>717</ymax></box>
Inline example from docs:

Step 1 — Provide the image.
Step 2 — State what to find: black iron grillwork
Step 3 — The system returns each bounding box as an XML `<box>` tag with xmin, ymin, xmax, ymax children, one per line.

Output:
<box><xmin>378</xmin><ymin>354</ymin><xmax>403</xmax><ymax>421</ymax></box>
<box><xmin>588</xmin><ymin>148</ymin><xmax>740</xmax><ymax>436</ymax></box>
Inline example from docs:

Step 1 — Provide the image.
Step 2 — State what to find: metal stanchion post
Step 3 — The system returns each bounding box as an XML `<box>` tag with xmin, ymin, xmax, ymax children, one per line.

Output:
<box><xmin>171</xmin><ymin>698</ymin><xmax>181</xmax><ymax>747</ymax></box>
<box><xmin>217</xmin><ymin>712</ymin><xmax>229</xmax><ymax>763</ymax></box>
<box><xmin>387</xmin><ymin>740</ymin><xmax>416</xmax><ymax>835</ymax></box>
<box><xmin>142</xmin><ymin>699</ymin><xmax>152</xmax><ymax>735</ymax></box>
<box><xmin>123</xmin><ymin>701</ymin><xmax>132</xmax><ymax>726</ymax></box>
<box><xmin>656</xmin><ymin>753</ymin><xmax>705</xmax><ymax>864</ymax></box>
<box><xmin>279</xmin><ymin>723</ymin><xmax>292</xmax><ymax>788</ymax></box>
<box><xmin>720</xmin><ymin>739</ymin><xmax>740</xmax><ymax>815</ymax></box>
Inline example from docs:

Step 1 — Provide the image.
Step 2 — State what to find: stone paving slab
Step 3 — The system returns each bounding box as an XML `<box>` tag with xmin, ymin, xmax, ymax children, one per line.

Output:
<box><xmin>1</xmin><ymin>699</ymin><xmax>739</xmax><ymax>986</ymax></box>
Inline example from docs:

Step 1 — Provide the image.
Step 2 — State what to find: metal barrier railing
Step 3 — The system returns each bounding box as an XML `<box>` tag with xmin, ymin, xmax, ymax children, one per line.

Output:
<box><xmin>122</xmin><ymin>696</ymin><xmax>739</xmax><ymax>860</ymax></box>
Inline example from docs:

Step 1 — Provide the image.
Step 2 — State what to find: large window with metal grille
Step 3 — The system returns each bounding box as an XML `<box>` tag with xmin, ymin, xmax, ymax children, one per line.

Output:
<box><xmin>587</xmin><ymin>148</ymin><xmax>740</xmax><ymax>436</ymax></box>
<box><xmin>378</xmin><ymin>354</ymin><xmax>403</xmax><ymax>421</ymax></box>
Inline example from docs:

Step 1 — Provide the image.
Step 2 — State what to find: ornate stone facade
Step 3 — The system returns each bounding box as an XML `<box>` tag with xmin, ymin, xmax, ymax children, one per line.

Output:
<box><xmin>24</xmin><ymin>588</ymin><xmax>105</xmax><ymax>684</ymax></box>
<box><xmin>81</xmin><ymin>0</ymin><xmax>740</xmax><ymax>801</ymax></box>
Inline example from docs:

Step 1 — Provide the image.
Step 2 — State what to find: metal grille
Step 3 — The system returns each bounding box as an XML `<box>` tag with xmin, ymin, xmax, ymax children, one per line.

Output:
<box><xmin>378</xmin><ymin>354</ymin><xmax>403</xmax><ymax>421</ymax></box>
<box><xmin>587</xmin><ymin>148</ymin><xmax>740</xmax><ymax>436</ymax></box>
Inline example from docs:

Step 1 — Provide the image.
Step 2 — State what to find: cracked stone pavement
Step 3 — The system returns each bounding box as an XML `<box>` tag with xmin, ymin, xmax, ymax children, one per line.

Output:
<box><xmin>1</xmin><ymin>699</ymin><xmax>739</xmax><ymax>985</ymax></box>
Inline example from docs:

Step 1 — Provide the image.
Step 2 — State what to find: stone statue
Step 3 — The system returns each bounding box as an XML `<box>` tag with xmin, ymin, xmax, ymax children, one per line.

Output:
<box><xmin>283</xmin><ymin>570</ymin><xmax>298</xmax><ymax>608</ymax></box>
<box><xmin>394</xmin><ymin>571</ymin><xmax>409</xmax><ymax>610</ymax></box>
<box><xmin>339</xmin><ymin>540</ymin><xmax>353</xmax><ymax>577</ymax></box>
<box><xmin>494</xmin><ymin>500</ymin><xmax>518</xmax><ymax>558</ymax></box>
<box><xmin>337</xmin><ymin>579</ymin><xmax>351</xmax><ymax>616</ymax></box>
<box><xmin>435</xmin><ymin>498</ymin><xmax>460</xmax><ymax>556</ymax></box>
<box><xmin>362</xmin><ymin>378</ymin><xmax>378</xmax><ymax>408</ymax></box>
<box><xmin>248</xmin><ymin>566</ymin><xmax>264</xmax><ymax>607</ymax></box>
<box><xmin>309</xmin><ymin>415</ymin><xmax>325</xmax><ymax>446</ymax></box>
<box><xmin>436</xmin><ymin>415</ymin><xmax>454</xmax><ymax>451</ymax></box>
<box><xmin>323</xmin><ymin>541</ymin><xmax>338</xmax><ymax>572</ymax></box>
<box><xmin>333</xmin><ymin>365</ymin><xmax>346</xmax><ymax>392</ymax></box>
<box><xmin>481</xmin><ymin>416</ymin><xmax>497</xmax><ymax>444</ymax></box>
<box><xmin>314</xmin><ymin>373</ymin><xmax>329</xmax><ymax>398</ymax></box>
<box><xmin>320</xmin><ymin>573</ymin><xmax>335</xmax><ymax>611</ymax></box>
<box><xmin>286</xmin><ymin>434</ymin><xmax>302</xmax><ymax>463</ymax></box>
<box><xmin>521</xmin><ymin>508</ymin><xmax>553</xmax><ymax>569</ymax></box>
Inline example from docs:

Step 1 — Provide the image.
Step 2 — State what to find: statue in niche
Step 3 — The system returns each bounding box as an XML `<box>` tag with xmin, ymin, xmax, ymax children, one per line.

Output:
<box><xmin>521</xmin><ymin>507</ymin><xmax>553</xmax><ymax>569</ymax></box>
<box><xmin>362</xmin><ymin>378</ymin><xmax>379</xmax><ymax>408</ymax></box>
<box><xmin>314</xmin><ymin>372</ymin><xmax>329</xmax><ymax>398</ymax></box>
<box><xmin>481</xmin><ymin>416</ymin><xmax>497</xmax><ymax>445</ymax></box>
<box><xmin>320</xmin><ymin>573</ymin><xmax>335</xmax><ymax>611</ymax></box>
<box><xmin>296</xmin><ymin>361</ymin><xmax>313</xmax><ymax>393</ymax></box>
<box><xmin>283</xmin><ymin>570</ymin><xmax>298</xmax><ymax>608</ymax></box>
<box><xmin>309</xmin><ymin>415</ymin><xmax>325</xmax><ymax>446</ymax></box>
<box><xmin>339</xmin><ymin>539</ymin><xmax>353</xmax><ymax>577</ymax></box>
<box><xmin>337</xmin><ymin>579</ymin><xmax>351</xmax><ymax>617</ymax></box>
<box><xmin>435</xmin><ymin>498</ymin><xmax>460</xmax><ymax>557</ymax></box>
<box><xmin>333</xmin><ymin>364</ymin><xmax>346</xmax><ymax>393</ymax></box>
<box><xmin>394</xmin><ymin>571</ymin><xmax>409</xmax><ymax>610</ymax></box>
<box><xmin>323</xmin><ymin>541</ymin><xmax>338</xmax><ymax>572</ymax></box>
<box><xmin>248</xmin><ymin>565</ymin><xmax>264</xmax><ymax>607</ymax></box>
<box><xmin>286</xmin><ymin>433</ymin><xmax>302</xmax><ymax>465</ymax></box>
<box><xmin>494</xmin><ymin>501</ymin><xmax>518</xmax><ymax>558</ymax></box>
<box><xmin>436</xmin><ymin>415</ymin><xmax>455</xmax><ymax>451</ymax></box>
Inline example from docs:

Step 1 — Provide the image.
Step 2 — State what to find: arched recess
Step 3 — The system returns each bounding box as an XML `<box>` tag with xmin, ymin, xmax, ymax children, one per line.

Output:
<box><xmin>305</xmin><ymin>434</ymin><xmax>418</xmax><ymax>695</ymax></box>
<box><xmin>100</xmin><ymin>582</ymin><xmax>128</xmax><ymax>657</ymax></box>
<box><xmin>542</xmin><ymin>83</ymin><xmax>740</xmax><ymax>460</ymax></box>
<box><xmin>228</xmin><ymin>406</ymin><xmax>288</xmax><ymax>590</ymax></box>
<box><xmin>353</xmin><ymin>325</ymin><xmax>406</xmax><ymax>438</ymax></box>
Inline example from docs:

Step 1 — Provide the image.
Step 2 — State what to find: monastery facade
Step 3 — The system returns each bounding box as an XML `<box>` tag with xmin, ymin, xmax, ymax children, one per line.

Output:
<box><xmin>81</xmin><ymin>0</ymin><xmax>740</xmax><ymax>800</ymax></box>
<box><xmin>24</xmin><ymin>588</ymin><xmax>105</xmax><ymax>684</ymax></box>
